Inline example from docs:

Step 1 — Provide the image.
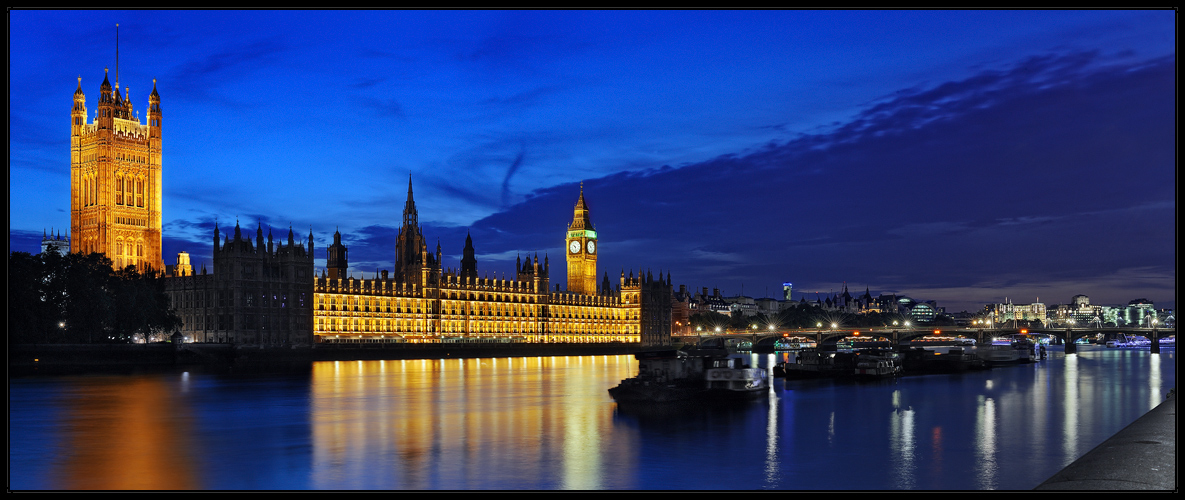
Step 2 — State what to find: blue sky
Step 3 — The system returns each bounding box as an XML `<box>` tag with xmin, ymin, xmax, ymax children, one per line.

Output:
<box><xmin>9</xmin><ymin>10</ymin><xmax>1176</xmax><ymax>312</ymax></box>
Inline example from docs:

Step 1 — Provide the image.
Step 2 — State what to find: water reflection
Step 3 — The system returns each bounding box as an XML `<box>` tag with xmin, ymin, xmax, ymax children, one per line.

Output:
<box><xmin>974</xmin><ymin>396</ymin><xmax>997</xmax><ymax>490</ymax></box>
<box><xmin>308</xmin><ymin>355</ymin><xmax>634</xmax><ymax>489</ymax></box>
<box><xmin>889</xmin><ymin>407</ymin><xmax>916</xmax><ymax>489</ymax></box>
<box><xmin>1062</xmin><ymin>354</ymin><xmax>1079</xmax><ymax>463</ymax></box>
<box><xmin>7</xmin><ymin>346</ymin><xmax>1175</xmax><ymax>490</ymax></box>
<box><xmin>51</xmin><ymin>376</ymin><xmax>201</xmax><ymax>490</ymax></box>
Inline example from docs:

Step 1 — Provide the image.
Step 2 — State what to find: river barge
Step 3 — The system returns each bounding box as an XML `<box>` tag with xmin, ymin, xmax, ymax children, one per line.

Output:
<box><xmin>608</xmin><ymin>347</ymin><xmax>768</xmax><ymax>403</ymax></box>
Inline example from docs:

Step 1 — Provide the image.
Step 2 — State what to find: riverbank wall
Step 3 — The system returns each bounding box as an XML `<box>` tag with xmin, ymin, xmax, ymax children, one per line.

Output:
<box><xmin>1035</xmin><ymin>389</ymin><xmax>1176</xmax><ymax>490</ymax></box>
<box><xmin>9</xmin><ymin>342</ymin><xmax>645</xmax><ymax>375</ymax></box>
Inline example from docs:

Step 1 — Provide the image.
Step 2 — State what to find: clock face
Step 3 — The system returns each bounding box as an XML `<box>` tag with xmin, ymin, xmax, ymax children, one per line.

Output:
<box><xmin>570</xmin><ymin>241</ymin><xmax>580</xmax><ymax>254</ymax></box>
<box><xmin>586</xmin><ymin>241</ymin><xmax>596</xmax><ymax>254</ymax></box>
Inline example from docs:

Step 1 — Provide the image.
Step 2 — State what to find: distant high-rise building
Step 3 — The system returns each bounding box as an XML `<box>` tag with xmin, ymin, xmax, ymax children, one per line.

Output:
<box><xmin>783</xmin><ymin>282</ymin><xmax>793</xmax><ymax>301</ymax></box>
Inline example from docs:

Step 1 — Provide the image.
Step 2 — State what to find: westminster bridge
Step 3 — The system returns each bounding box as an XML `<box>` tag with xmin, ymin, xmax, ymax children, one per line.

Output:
<box><xmin>676</xmin><ymin>325</ymin><xmax>1176</xmax><ymax>353</ymax></box>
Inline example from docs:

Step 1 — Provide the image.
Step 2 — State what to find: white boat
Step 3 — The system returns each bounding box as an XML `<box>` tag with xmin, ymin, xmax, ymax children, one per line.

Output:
<box><xmin>1108</xmin><ymin>335</ymin><xmax>1158</xmax><ymax>348</ymax></box>
<box><xmin>854</xmin><ymin>355</ymin><xmax>903</xmax><ymax>378</ymax></box>
<box><xmin>609</xmin><ymin>348</ymin><xmax>768</xmax><ymax>403</ymax></box>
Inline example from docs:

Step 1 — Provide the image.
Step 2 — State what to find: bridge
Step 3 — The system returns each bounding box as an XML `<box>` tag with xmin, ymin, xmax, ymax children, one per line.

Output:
<box><xmin>675</xmin><ymin>326</ymin><xmax>1176</xmax><ymax>353</ymax></box>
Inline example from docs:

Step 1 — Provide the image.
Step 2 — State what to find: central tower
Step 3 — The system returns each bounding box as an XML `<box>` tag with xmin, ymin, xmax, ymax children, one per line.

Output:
<box><xmin>565</xmin><ymin>183</ymin><xmax>597</xmax><ymax>294</ymax></box>
<box><xmin>395</xmin><ymin>175</ymin><xmax>429</xmax><ymax>285</ymax></box>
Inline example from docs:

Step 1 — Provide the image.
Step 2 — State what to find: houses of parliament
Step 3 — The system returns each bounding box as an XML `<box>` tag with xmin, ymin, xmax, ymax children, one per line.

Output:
<box><xmin>64</xmin><ymin>67</ymin><xmax>672</xmax><ymax>347</ymax></box>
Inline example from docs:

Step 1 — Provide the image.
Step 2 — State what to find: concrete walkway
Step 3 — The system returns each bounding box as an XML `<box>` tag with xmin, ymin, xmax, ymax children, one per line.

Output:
<box><xmin>1036</xmin><ymin>389</ymin><xmax>1176</xmax><ymax>490</ymax></box>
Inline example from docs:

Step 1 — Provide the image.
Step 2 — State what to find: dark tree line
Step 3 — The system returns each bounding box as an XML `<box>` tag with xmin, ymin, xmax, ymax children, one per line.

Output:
<box><xmin>8</xmin><ymin>251</ymin><xmax>180</xmax><ymax>344</ymax></box>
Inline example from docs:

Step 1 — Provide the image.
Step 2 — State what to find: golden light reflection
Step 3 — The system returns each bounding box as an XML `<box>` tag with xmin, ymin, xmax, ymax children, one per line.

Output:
<box><xmin>53</xmin><ymin>376</ymin><xmax>200</xmax><ymax>490</ymax></box>
<box><xmin>308</xmin><ymin>355</ymin><xmax>637</xmax><ymax>489</ymax></box>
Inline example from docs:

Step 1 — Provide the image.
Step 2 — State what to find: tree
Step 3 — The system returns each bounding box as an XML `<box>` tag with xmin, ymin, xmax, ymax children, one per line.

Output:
<box><xmin>9</xmin><ymin>251</ymin><xmax>178</xmax><ymax>344</ymax></box>
<box><xmin>112</xmin><ymin>266</ymin><xmax>181</xmax><ymax>342</ymax></box>
<box><xmin>62</xmin><ymin>252</ymin><xmax>115</xmax><ymax>343</ymax></box>
<box><xmin>8</xmin><ymin>252</ymin><xmax>47</xmax><ymax>343</ymax></box>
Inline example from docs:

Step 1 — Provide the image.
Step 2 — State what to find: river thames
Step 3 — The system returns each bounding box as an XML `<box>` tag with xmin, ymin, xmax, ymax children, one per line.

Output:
<box><xmin>8</xmin><ymin>344</ymin><xmax>1174</xmax><ymax>490</ymax></box>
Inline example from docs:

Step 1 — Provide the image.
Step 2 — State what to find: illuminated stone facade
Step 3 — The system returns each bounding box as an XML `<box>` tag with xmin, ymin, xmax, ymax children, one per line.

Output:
<box><xmin>313</xmin><ymin>182</ymin><xmax>671</xmax><ymax>346</ymax></box>
<box><xmin>70</xmin><ymin>70</ymin><xmax>163</xmax><ymax>271</ymax></box>
<box><xmin>986</xmin><ymin>299</ymin><xmax>1048</xmax><ymax>325</ymax></box>
<box><xmin>565</xmin><ymin>184</ymin><xmax>598</xmax><ymax>295</ymax></box>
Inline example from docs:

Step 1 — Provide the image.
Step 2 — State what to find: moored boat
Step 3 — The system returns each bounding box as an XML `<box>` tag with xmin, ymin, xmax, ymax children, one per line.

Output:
<box><xmin>775</xmin><ymin>349</ymin><xmax>859</xmax><ymax>379</ymax></box>
<box><xmin>977</xmin><ymin>341</ymin><xmax>1034</xmax><ymax>366</ymax></box>
<box><xmin>854</xmin><ymin>353</ymin><xmax>902</xmax><ymax>379</ymax></box>
<box><xmin>608</xmin><ymin>347</ymin><xmax>768</xmax><ymax>403</ymax></box>
<box><xmin>900</xmin><ymin>347</ymin><xmax>986</xmax><ymax>373</ymax></box>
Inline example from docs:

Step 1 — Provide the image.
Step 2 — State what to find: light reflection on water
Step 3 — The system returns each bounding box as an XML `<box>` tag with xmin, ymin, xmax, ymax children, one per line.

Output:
<box><xmin>8</xmin><ymin>346</ymin><xmax>1175</xmax><ymax>490</ymax></box>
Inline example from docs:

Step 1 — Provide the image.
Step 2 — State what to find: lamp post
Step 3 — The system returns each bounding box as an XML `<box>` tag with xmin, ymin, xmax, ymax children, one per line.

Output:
<box><xmin>1065</xmin><ymin>318</ymin><xmax>1077</xmax><ymax>355</ymax></box>
<box><xmin>1151</xmin><ymin>317</ymin><xmax>1160</xmax><ymax>354</ymax></box>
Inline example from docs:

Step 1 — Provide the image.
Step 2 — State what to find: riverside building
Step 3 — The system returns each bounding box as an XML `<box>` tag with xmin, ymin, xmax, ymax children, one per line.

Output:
<box><xmin>311</xmin><ymin>180</ymin><xmax>672</xmax><ymax>347</ymax></box>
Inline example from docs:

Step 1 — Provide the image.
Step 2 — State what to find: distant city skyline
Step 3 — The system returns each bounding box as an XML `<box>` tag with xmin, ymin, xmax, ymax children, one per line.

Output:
<box><xmin>9</xmin><ymin>10</ymin><xmax>1176</xmax><ymax>313</ymax></box>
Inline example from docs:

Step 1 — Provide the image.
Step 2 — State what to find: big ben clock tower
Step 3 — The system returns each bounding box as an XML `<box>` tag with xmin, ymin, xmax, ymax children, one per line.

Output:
<box><xmin>566</xmin><ymin>183</ymin><xmax>598</xmax><ymax>295</ymax></box>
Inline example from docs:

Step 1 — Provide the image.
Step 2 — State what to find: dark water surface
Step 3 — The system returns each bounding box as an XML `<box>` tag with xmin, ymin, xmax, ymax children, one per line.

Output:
<box><xmin>9</xmin><ymin>345</ymin><xmax>1174</xmax><ymax>490</ymax></box>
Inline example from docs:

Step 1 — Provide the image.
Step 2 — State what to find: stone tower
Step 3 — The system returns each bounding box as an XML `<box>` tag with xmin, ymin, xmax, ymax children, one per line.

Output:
<box><xmin>326</xmin><ymin>228</ymin><xmax>348</xmax><ymax>280</ymax></box>
<box><xmin>395</xmin><ymin>175</ymin><xmax>430</xmax><ymax>286</ymax></box>
<box><xmin>70</xmin><ymin>64</ymin><xmax>163</xmax><ymax>271</ymax></box>
<box><xmin>565</xmin><ymin>183</ymin><xmax>598</xmax><ymax>294</ymax></box>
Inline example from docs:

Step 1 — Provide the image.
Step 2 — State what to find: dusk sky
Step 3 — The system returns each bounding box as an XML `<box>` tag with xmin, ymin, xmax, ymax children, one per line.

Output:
<box><xmin>9</xmin><ymin>10</ymin><xmax>1176</xmax><ymax>313</ymax></box>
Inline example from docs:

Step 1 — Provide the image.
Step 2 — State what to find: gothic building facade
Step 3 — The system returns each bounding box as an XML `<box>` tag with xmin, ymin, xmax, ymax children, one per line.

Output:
<box><xmin>164</xmin><ymin>222</ymin><xmax>315</xmax><ymax>345</ymax></box>
<box><xmin>311</xmin><ymin>181</ymin><xmax>673</xmax><ymax>346</ymax></box>
<box><xmin>70</xmin><ymin>70</ymin><xmax>163</xmax><ymax>271</ymax></box>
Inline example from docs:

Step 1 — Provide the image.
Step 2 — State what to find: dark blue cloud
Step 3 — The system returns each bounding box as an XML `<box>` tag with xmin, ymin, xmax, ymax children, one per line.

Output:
<box><xmin>458</xmin><ymin>52</ymin><xmax>1175</xmax><ymax>311</ymax></box>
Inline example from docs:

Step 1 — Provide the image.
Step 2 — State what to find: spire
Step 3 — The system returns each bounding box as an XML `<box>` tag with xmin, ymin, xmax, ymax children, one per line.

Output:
<box><xmin>403</xmin><ymin>174</ymin><xmax>419</xmax><ymax>228</ymax></box>
<box><xmin>114</xmin><ymin>23</ymin><xmax>119</xmax><ymax>90</ymax></box>
<box><xmin>461</xmin><ymin>230</ymin><xmax>477</xmax><ymax>280</ymax></box>
<box><xmin>75</xmin><ymin>76</ymin><xmax>84</xmax><ymax>97</ymax></box>
<box><xmin>568</xmin><ymin>182</ymin><xmax>592</xmax><ymax>230</ymax></box>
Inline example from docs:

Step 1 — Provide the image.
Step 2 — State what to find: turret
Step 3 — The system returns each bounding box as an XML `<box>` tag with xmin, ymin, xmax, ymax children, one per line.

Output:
<box><xmin>122</xmin><ymin>86</ymin><xmax>133</xmax><ymax>121</ymax></box>
<box><xmin>72</xmin><ymin>76</ymin><xmax>86</xmax><ymax>135</ymax></box>
<box><xmin>97</xmin><ymin>69</ymin><xmax>114</xmax><ymax>130</ymax></box>
<box><xmin>327</xmin><ymin>228</ymin><xmax>348</xmax><ymax>280</ymax></box>
<box><xmin>148</xmin><ymin>79</ymin><xmax>161</xmax><ymax>141</ymax></box>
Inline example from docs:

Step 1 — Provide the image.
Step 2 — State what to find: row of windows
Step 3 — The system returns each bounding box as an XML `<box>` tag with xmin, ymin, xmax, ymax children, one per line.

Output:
<box><xmin>116</xmin><ymin>216</ymin><xmax>147</xmax><ymax>227</ymax></box>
